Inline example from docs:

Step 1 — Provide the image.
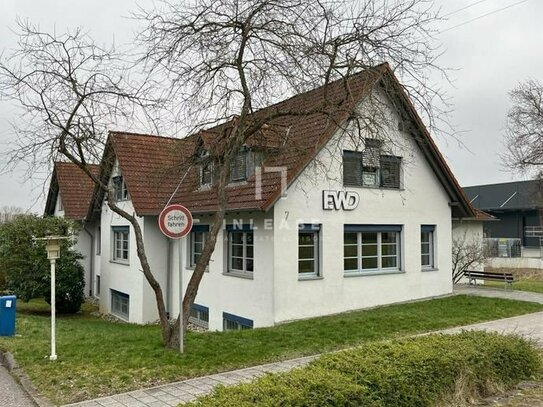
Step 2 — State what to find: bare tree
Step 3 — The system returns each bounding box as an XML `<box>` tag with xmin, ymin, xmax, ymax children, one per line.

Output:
<box><xmin>504</xmin><ymin>79</ymin><xmax>543</xmax><ymax>178</ymax></box>
<box><xmin>135</xmin><ymin>0</ymin><xmax>447</xmax><ymax>346</ymax></box>
<box><xmin>0</xmin><ymin>206</ymin><xmax>24</xmax><ymax>224</ymax></box>
<box><xmin>0</xmin><ymin>21</ymin><xmax>179</xmax><ymax>345</ymax></box>
<box><xmin>452</xmin><ymin>231</ymin><xmax>485</xmax><ymax>284</ymax></box>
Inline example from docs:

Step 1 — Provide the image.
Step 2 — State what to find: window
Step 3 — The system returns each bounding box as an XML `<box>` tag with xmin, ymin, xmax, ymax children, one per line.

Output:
<box><xmin>342</xmin><ymin>144</ymin><xmax>401</xmax><ymax>189</ymax></box>
<box><xmin>189</xmin><ymin>225</ymin><xmax>209</xmax><ymax>267</ymax></box>
<box><xmin>96</xmin><ymin>275</ymin><xmax>101</xmax><ymax>297</ymax></box>
<box><xmin>230</xmin><ymin>148</ymin><xmax>264</xmax><ymax>182</ymax></box>
<box><xmin>111</xmin><ymin>290</ymin><xmax>129</xmax><ymax>319</ymax></box>
<box><xmin>227</xmin><ymin>225</ymin><xmax>254</xmax><ymax>275</ymax></box>
<box><xmin>96</xmin><ymin>226</ymin><xmax>101</xmax><ymax>255</ymax></box>
<box><xmin>380</xmin><ymin>156</ymin><xmax>401</xmax><ymax>188</ymax></box>
<box><xmin>112</xmin><ymin>226</ymin><xmax>129</xmax><ymax>263</ymax></box>
<box><xmin>57</xmin><ymin>194</ymin><xmax>64</xmax><ymax>212</ymax></box>
<box><xmin>189</xmin><ymin>304</ymin><xmax>209</xmax><ymax>329</ymax></box>
<box><xmin>298</xmin><ymin>224</ymin><xmax>320</xmax><ymax>277</ymax></box>
<box><xmin>421</xmin><ymin>225</ymin><xmax>435</xmax><ymax>269</ymax></box>
<box><xmin>344</xmin><ymin>225</ymin><xmax>402</xmax><ymax>273</ymax></box>
<box><xmin>223</xmin><ymin>312</ymin><xmax>253</xmax><ymax>331</ymax></box>
<box><xmin>200</xmin><ymin>161</ymin><xmax>214</xmax><ymax>186</ymax></box>
<box><xmin>112</xmin><ymin>175</ymin><xmax>128</xmax><ymax>201</ymax></box>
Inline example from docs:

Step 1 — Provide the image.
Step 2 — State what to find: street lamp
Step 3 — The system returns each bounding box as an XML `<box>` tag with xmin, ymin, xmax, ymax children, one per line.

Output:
<box><xmin>35</xmin><ymin>235</ymin><xmax>68</xmax><ymax>361</ymax></box>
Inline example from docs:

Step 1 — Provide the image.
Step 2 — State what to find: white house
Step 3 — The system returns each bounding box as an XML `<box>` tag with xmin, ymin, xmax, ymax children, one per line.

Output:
<box><xmin>46</xmin><ymin>64</ymin><xmax>487</xmax><ymax>330</ymax></box>
<box><xmin>44</xmin><ymin>162</ymin><xmax>101</xmax><ymax>297</ymax></box>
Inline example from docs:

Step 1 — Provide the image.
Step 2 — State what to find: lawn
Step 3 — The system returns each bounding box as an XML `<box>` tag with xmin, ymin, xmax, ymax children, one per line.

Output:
<box><xmin>0</xmin><ymin>295</ymin><xmax>542</xmax><ymax>405</ymax></box>
<box><xmin>485</xmin><ymin>268</ymin><xmax>543</xmax><ymax>294</ymax></box>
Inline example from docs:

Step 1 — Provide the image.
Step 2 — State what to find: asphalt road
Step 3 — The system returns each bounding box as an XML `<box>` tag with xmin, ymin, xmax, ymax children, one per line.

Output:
<box><xmin>0</xmin><ymin>364</ymin><xmax>35</xmax><ymax>407</ymax></box>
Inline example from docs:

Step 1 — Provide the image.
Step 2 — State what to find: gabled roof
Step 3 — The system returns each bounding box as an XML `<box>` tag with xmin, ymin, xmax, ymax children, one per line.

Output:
<box><xmin>45</xmin><ymin>162</ymin><xmax>100</xmax><ymax>220</ymax></box>
<box><xmin>89</xmin><ymin>64</ymin><xmax>477</xmax><ymax>219</ymax></box>
<box><xmin>464</xmin><ymin>180</ymin><xmax>543</xmax><ymax>211</ymax></box>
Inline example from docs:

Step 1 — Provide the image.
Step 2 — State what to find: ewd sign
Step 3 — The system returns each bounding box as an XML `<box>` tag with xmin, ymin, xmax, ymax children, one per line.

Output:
<box><xmin>158</xmin><ymin>204</ymin><xmax>193</xmax><ymax>239</ymax></box>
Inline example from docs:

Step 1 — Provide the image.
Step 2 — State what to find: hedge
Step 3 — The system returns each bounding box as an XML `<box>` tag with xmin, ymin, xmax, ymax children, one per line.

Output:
<box><xmin>185</xmin><ymin>331</ymin><xmax>541</xmax><ymax>407</ymax></box>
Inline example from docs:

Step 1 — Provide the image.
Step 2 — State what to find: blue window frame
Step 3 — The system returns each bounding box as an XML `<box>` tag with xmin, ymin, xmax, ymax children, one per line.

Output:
<box><xmin>223</xmin><ymin>312</ymin><xmax>253</xmax><ymax>331</ymax></box>
<box><xmin>189</xmin><ymin>303</ymin><xmax>209</xmax><ymax>329</ymax></box>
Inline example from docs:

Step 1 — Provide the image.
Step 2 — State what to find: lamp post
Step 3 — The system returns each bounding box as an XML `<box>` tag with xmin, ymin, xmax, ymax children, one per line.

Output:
<box><xmin>35</xmin><ymin>235</ymin><xmax>67</xmax><ymax>361</ymax></box>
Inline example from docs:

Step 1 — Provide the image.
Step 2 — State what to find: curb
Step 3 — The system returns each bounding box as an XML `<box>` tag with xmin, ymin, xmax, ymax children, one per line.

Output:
<box><xmin>0</xmin><ymin>349</ymin><xmax>54</xmax><ymax>407</ymax></box>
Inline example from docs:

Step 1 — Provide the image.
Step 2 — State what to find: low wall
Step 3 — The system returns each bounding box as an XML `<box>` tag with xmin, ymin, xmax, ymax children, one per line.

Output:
<box><xmin>486</xmin><ymin>257</ymin><xmax>543</xmax><ymax>270</ymax></box>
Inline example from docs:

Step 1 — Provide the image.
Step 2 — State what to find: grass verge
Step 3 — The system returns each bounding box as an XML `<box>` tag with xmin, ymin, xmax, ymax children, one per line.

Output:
<box><xmin>483</xmin><ymin>268</ymin><xmax>543</xmax><ymax>294</ymax></box>
<box><xmin>0</xmin><ymin>295</ymin><xmax>542</xmax><ymax>404</ymax></box>
<box><xmin>185</xmin><ymin>332</ymin><xmax>541</xmax><ymax>407</ymax></box>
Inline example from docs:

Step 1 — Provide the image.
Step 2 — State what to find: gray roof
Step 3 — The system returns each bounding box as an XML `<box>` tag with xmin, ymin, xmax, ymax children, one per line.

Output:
<box><xmin>463</xmin><ymin>180</ymin><xmax>542</xmax><ymax>211</ymax></box>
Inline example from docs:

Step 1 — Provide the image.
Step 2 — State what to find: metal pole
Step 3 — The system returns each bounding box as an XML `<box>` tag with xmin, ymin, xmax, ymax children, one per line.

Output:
<box><xmin>178</xmin><ymin>239</ymin><xmax>184</xmax><ymax>353</ymax></box>
<box><xmin>50</xmin><ymin>259</ymin><xmax>57</xmax><ymax>361</ymax></box>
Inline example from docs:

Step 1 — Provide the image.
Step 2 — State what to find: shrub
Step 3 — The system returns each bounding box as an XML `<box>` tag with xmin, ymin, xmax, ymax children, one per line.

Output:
<box><xmin>186</xmin><ymin>332</ymin><xmax>540</xmax><ymax>407</ymax></box>
<box><xmin>0</xmin><ymin>215</ymin><xmax>85</xmax><ymax>313</ymax></box>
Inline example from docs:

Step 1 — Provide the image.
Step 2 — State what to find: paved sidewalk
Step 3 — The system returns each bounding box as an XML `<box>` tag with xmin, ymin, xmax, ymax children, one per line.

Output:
<box><xmin>64</xmin><ymin>355</ymin><xmax>317</xmax><ymax>407</ymax></box>
<box><xmin>0</xmin><ymin>364</ymin><xmax>35</xmax><ymax>407</ymax></box>
<box><xmin>454</xmin><ymin>284</ymin><xmax>543</xmax><ymax>304</ymax></box>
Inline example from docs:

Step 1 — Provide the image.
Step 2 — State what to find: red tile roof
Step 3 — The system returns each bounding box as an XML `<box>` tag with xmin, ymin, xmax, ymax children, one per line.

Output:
<box><xmin>91</xmin><ymin>64</ymin><xmax>477</xmax><ymax>219</ymax></box>
<box><xmin>45</xmin><ymin>162</ymin><xmax>100</xmax><ymax>220</ymax></box>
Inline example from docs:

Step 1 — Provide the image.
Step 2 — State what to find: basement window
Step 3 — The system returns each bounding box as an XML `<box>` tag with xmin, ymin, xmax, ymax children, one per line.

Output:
<box><xmin>111</xmin><ymin>290</ymin><xmax>129</xmax><ymax>320</ymax></box>
<box><xmin>223</xmin><ymin>312</ymin><xmax>253</xmax><ymax>331</ymax></box>
<box><xmin>189</xmin><ymin>304</ymin><xmax>209</xmax><ymax>329</ymax></box>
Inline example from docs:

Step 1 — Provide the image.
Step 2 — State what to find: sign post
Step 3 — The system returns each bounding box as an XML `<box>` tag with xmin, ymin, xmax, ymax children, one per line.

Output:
<box><xmin>158</xmin><ymin>204</ymin><xmax>193</xmax><ymax>353</ymax></box>
<box><xmin>34</xmin><ymin>235</ymin><xmax>68</xmax><ymax>361</ymax></box>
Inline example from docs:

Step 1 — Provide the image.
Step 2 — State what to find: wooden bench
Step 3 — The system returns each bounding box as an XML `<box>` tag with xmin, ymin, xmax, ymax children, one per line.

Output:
<box><xmin>463</xmin><ymin>270</ymin><xmax>515</xmax><ymax>290</ymax></box>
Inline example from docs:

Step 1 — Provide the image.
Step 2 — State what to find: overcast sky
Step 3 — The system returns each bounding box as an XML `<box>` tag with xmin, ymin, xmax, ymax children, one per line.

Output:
<box><xmin>0</xmin><ymin>0</ymin><xmax>542</xmax><ymax>212</ymax></box>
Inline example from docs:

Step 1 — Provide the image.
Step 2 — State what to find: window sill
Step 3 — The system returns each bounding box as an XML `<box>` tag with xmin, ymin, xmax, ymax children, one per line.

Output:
<box><xmin>343</xmin><ymin>184</ymin><xmax>404</xmax><ymax>191</ymax></box>
<box><xmin>227</xmin><ymin>180</ymin><xmax>248</xmax><ymax>187</ymax></box>
<box><xmin>344</xmin><ymin>269</ymin><xmax>405</xmax><ymax>278</ymax></box>
<box><xmin>298</xmin><ymin>275</ymin><xmax>323</xmax><ymax>281</ymax></box>
<box><xmin>421</xmin><ymin>268</ymin><xmax>439</xmax><ymax>272</ymax></box>
<box><xmin>223</xmin><ymin>271</ymin><xmax>254</xmax><ymax>280</ymax></box>
<box><xmin>185</xmin><ymin>266</ymin><xmax>210</xmax><ymax>273</ymax></box>
<box><xmin>109</xmin><ymin>260</ymin><xmax>130</xmax><ymax>266</ymax></box>
<box><xmin>110</xmin><ymin>312</ymin><xmax>129</xmax><ymax>322</ymax></box>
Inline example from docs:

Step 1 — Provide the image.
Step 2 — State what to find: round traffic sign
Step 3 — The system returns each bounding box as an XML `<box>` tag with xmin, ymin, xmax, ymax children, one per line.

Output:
<box><xmin>158</xmin><ymin>204</ymin><xmax>193</xmax><ymax>239</ymax></box>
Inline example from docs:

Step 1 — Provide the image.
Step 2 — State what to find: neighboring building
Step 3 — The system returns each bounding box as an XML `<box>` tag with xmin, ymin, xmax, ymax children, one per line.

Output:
<box><xmin>44</xmin><ymin>162</ymin><xmax>101</xmax><ymax>297</ymax></box>
<box><xmin>47</xmin><ymin>64</ymin><xmax>484</xmax><ymax>329</ymax></box>
<box><xmin>464</xmin><ymin>180</ymin><xmax>543</xmax><ymax>248</ymax></box>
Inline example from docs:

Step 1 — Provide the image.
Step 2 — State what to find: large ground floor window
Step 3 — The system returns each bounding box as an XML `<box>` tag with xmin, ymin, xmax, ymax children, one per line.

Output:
<box><xmin>344</xmin><ymin>225</ymin><xmax>402</xmax><ymax>274</ymax></box>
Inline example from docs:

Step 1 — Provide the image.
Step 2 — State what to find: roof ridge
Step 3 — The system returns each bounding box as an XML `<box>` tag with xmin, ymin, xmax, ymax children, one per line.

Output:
<box><xmin>108</xmin><ymin>130</ymin><xmax>181</xmax><ymax>141</ymax></box>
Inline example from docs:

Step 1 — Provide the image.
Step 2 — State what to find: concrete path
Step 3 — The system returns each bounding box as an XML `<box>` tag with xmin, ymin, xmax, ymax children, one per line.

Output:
<box><xmin>0</xmin><ymin>364</ymin><xmax>35</xmax><ymax>407</ymax></box>
<box><xmin>58</xmin><ymin>286</ymin><xmax>543</xmax><ymax>407</ymax></box>
<box><xmin>454</xmin><ymin>284</ymin><xmax>543</xmax><ymax>304</ymax></box>
<box><xmin>64</xmin><ymin>355</ymin><xmax>317</xmax><ymax>407</ymax></box>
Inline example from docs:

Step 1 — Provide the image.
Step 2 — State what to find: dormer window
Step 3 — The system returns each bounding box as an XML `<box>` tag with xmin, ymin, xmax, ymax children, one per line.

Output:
<box><xmin>112</xmin><ymin>175</ymin><xmax>129</xmax><ymax>201</ymax></box>
<box><xmin>201</xmin><ymin>161</ymin><xmax>214</xmax><ymax>186</ymax></box>
<box><xmin>230</xmin><ymin>148</ymin><xmax>263</xmax><ymax>183</ymax></box>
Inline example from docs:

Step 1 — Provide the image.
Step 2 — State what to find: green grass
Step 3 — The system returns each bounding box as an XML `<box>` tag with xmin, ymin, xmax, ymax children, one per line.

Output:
<box><xmin>487</xmin><ymin>279</ymin><xmax>543</xmax><ymax>294</ymax></box>
<box><xmin>0</xmin><ymin>295</ymin><xmax>542</xmax><ymax>405</ymax></box>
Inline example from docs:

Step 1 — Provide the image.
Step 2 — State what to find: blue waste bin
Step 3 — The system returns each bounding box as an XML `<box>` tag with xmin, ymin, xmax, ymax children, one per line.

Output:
<box><xmin>0</xmin><ymin>295</ymin><xmax>16</xmax><ymax>336</ymax></box>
